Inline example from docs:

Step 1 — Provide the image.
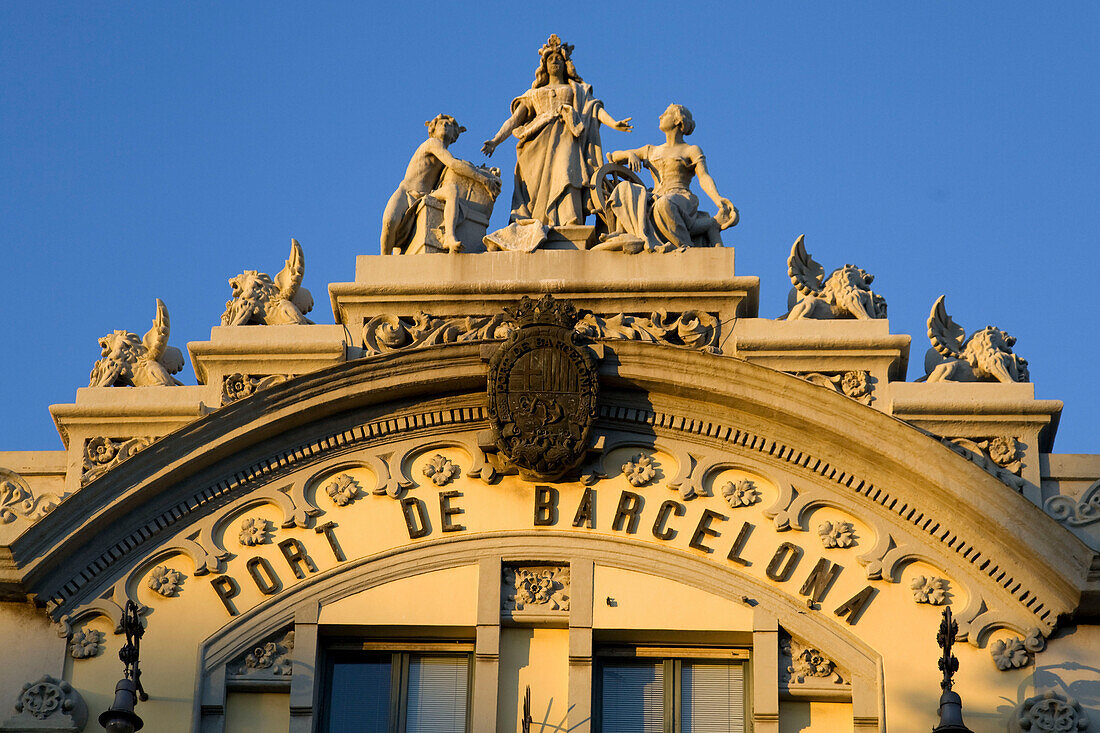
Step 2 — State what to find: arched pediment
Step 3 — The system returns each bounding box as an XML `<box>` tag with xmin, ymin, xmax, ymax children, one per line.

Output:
<box><xmin>3</xmin><ymin>341</ymin><xmax>1089</xmax><ymax>653</ymax></box>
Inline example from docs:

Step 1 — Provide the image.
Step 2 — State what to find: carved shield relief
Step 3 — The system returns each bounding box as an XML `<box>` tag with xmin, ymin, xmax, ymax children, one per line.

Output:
<box><xmin>487</xmin><ymin>297</ymin><xmax>599</xmax><ymax>479</ymax></box>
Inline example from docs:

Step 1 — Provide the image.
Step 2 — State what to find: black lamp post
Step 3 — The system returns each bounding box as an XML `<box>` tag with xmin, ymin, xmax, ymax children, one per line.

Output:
<box><xmin>932</xmin><ymin>606</ymin><xmax>973</xmax><ymax>733</ymax></box>
<box><xmin>99</xmin><ymin>600</ymin><xmax>147</xmax><ymax>733</ymax></box>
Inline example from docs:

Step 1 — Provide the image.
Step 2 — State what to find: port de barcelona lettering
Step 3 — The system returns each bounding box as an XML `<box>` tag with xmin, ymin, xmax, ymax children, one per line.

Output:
<box><xmin>208</xmin><ymin>485</ymin><xmax>877</xmax><ymax>625</ymax></box>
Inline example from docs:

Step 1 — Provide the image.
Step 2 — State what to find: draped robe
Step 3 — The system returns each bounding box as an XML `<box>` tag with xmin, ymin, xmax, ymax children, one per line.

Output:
<box><xmin>509</xmin><ymin>81</ymin><xmax>604</xmax><ymax>226</ymax></box>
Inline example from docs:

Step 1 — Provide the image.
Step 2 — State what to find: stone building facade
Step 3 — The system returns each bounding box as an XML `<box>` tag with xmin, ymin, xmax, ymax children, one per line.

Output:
<box><xmin>1</xmin><ymin>35</ymin><xmax>1098</xmax><ymax>733</ymax></box>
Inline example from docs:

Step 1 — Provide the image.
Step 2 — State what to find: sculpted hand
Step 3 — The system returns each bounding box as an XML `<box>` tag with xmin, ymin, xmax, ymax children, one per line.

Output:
<box><xmin>482</xmin><ymin>140</ymin><xmax>498</xmax><ymax>157</ymax></box>
<box><xmin>611</xmin><ymin>117</ymin><xmax>633</xmax><ymax>132</ymax></box>
<box><xmin>625</xmin><ymin>152</ymin><xmax>643</xmax><ymax>172</ymax></box>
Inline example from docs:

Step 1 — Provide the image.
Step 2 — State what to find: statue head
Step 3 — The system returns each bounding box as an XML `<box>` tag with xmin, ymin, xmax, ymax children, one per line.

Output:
<box><xmin>660</xmin><ymin>104</ymin><xmax>696</xmax><ymax>136</ymax></box>
<box><xmin>532</xmin><ymin>34</ymin><xmax>582</xmax><ymax>88</ymax></box>
<box><xmin>425</xmin><ymin>114</ymin><xmax>465</xmax><ymax>144</ymax></box>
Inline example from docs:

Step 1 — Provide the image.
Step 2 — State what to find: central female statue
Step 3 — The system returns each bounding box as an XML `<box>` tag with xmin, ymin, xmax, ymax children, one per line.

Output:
<box><xmin>482</xmin><ymin>35</ymin><xmax>633</xmax><ymax>227</ymax></box>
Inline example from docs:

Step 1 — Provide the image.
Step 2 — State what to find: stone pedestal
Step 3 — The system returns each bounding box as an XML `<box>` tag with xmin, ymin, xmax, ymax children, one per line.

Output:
<box><xmin>330</xmin><ymin>248</ymin><xmax>759</xmax><ymax>350</ymax></box>
<box><xmin>188</xmin><ymin>324</ymin><xmax>347</xmax><ymax>389</ymax></box>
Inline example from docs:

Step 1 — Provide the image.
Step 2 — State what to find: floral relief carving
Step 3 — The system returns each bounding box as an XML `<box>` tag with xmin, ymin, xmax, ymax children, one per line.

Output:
<box><xmin>502</xmin><ymin>566</ymin><xmax>570</xmax><ymax>612</ymax></box>
<box><xmin>818</xmin><ymin>520</ymin><xmax>857</xmax><ymax>549</ymax></box>
<box><xmin>238</xmin><ymin>517</ymin><xmax>270</xmax><ymax>546</ymax></box>
<box><xmin>81</xmin><ymin>436</ymin><xmax>158</xmax><ymax>485</ymax></box>
<box><xmin>780</xmin><ymin>637</ymin><xmax>845</xmax><ymax>685</ymax></box>
<box><xmin>1011</xmin><ymin>691</ymin><xmax>1091</xmax><ymax>732</ymax></box>
<box><xmin>621</xmin><ymin>454</ymin><xmax>656</xmax><ymax>487</ymax></box>
<box><xmin>948</xmin><ymin>436</ymin><xmax>1023</xmax><ymax>475</ymax></box>
<box><xmin>910</xmin><ymin>575</ymin><xmax>949</xmax><ymax>605</ymax></box>
<box><xmin>0</xmin><ymin>471</ymin><xmax>59</xmax><ymax>524</ymax></box>
<box><xmin>324</xmin><ymin>473</ymin><xmax>361</xmax><ymax>506</ymax></box>
<box><xmin>1045</xmin><ymin>479</ymin><xmax>1100</xmax><ymax>527</ymax></box>
<box><xmin>222</xmin><ymin>373</ymin><xmax>291</xmax><ymax>404</ymax></box>
<box><xmin>228</xmin><ymin>629</ymin><xmax>295</xmax><ymax>677</ymax></box>
<box><xmin>721</xmin><ymin>478</ymin><xmax>760</xmax><ymax>508</ymax></box>
<box><xmin>68</xmin><ymin>629</ymin><xmax>102</xmax><ymax>660</ymax></box>
<box><xmin>991</xmin><ymin>628</ymin><xmax>1046</xmax><ymax>671</ymax></box>
<box><xmin>361</xmin><ymin>308</ymin><xmax>723</xmax><ymax>357</ymax></box>
<box><xmin>422</xmin><ymin>454</ymin><xmax>460</xmax><ymax>486</ymax></box>
<box><xmin>147</xmin><ymin>565</ymin><xmax>184</xmax><ymax>597</ymax></box>
<box><xmin>795</xmin><ymin>370</ymin><xmax>875</xmax><ymax>405</ymax></box>
<box><xmin>6</xmin><ymin>674</ymin><xmax>87</xmax><ymax>729</ymax></box>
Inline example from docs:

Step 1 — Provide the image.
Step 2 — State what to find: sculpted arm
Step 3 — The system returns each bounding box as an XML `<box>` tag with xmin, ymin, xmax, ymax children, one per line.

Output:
<box><xmin>596</xmin><ymin>106</ymin><xmax>633</xmax><ymax>132</ymax></box>
<box><xmin>692</xmin><ymin>149</ymin><xmax>734</xmax><ymax>215</ymax></box>
<box><xmin>426</xmin><ymin>138</ymin><xmax>488</xmax><ymax>182</ymax></box>
<box><xmin>606</xmin><ymin>146</ymin><xmax>649</xmax><ymax>172</ymax></box>
<box><xmin>482</xmin><ymin>102</ymin><xmax>531</xmax><ymax>156</ymax></box>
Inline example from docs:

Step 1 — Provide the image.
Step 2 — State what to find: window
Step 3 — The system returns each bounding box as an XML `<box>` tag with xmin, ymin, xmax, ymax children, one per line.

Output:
<box><xmin>597</xmin><ymin>650</ymin><xmax>748</xmax><ymax>733</ymax></box>
<box><xmin>323</xmin><ymin>649</ymin><xmax>471</xmax><ymax>733</ymax></box>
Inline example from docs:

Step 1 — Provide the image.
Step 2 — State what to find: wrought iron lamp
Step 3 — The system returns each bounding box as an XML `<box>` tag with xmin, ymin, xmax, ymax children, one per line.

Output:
<box><xmin>99</xmin><ymin>600</ymin><xmax>147</xmax><ymax>732</ymax></box>
<box><xmin>932</xmin><ymin>606</ymin><xmax>973</xmax><ymax>733</ymax></box>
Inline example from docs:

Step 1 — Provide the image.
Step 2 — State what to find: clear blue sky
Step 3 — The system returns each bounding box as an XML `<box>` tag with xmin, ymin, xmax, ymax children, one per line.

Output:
<box><xmin>2</xmin><ymin>3</ymin><xmax>1098</xmax><ymax>452</ymax></box>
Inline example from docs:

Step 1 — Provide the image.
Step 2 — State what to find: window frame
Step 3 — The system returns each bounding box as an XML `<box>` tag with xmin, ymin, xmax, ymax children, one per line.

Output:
<box><xmin>594</xmin><ymin>646</ymin><xmax>752</xmax><ymax>733</ymax></box>
<box><xmin>320</xmin><ymin>641</ymin><xmax>475</xmax><ymax>733</ymax></box>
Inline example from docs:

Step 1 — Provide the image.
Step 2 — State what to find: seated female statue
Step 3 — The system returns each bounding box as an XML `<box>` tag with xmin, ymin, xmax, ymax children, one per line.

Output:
<box><xmin>603</xmin><ymin>104</ymin><xmax>737</xmax><ymax>250</ymax></box>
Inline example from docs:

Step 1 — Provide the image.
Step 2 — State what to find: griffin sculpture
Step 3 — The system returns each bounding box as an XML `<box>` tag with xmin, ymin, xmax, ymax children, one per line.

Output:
<box><xmin>89</xmin><ymin>299</ymin><xmax>184</xmax><ymax>387</ymax></box>
<box><xmin>784</xmin><ymin>235</ymin><xmax>886</xmax><ymax>320</ymax></box>
<box><xmin>221</xmin><ymin>239</ymin><xmax>314</xmax><ymax>326</ymax></box>
<box><xmin>924</xmin><ymin>295</ymin><xmax>1029</xmax><ymax>383</ymax></box>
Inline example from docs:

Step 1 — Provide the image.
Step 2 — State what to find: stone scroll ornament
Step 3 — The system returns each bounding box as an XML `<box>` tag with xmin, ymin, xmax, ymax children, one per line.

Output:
<box><xmin>923</xmin><ymin>295</ymin><xmax>1029</xmax><ymax>383</ymax></box>
<box><xmin>220</xmin><ymin>239</ymin><xmax>314</xmax><ymax>326</ymax></box>
<box><xmin>2</xmin><ymin>675</ymin><xmax>88</xmax><ymax>731</ymax></box>
<box><xmin>1010</xmin><ymin>691</ymin><xmax>1091</xmax><ymax>732</ymax></box>
<box><xmin>89</xmin><ymin>298</ymin><xmax>185</xmax><ymax>387</ymax></box>
<box><xmin>487</xmin><ymin>295</ymin><xmax>599</xmax><ymax>480</ymax></box>
<box><xmin>783</xmin><ymin>235</ymin><xmax>887</xmax><ymax>320</ymax></box>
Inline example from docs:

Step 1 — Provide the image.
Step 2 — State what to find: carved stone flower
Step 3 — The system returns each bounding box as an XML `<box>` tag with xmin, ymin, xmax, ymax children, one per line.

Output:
<box><xmin>422</xmin><ymin>454</ymin><xmax>459</xmax><ymax>486</ymax></box>
<box><xmin>840</xmin><ymin>370</ymin><xmax>872</xmax><ymax>400</ymax></box>
<box><xmin>244</xmin><ymin>641</ymin><xmax>293</xmax><ymax>675</ymax></box>
<box><xmin>721</xmin><ymin>479</ymin><xmax>760</xmax><ymax>508</ymax></box>
<box><xmin>818</xmin><ymin>520</ymin><xmax>856</xmax><ymax>548</ymax></box>
<box><xmin>791</xmin><ymin>647</ymin><xmax>834</xmax><ymax>680</ymax></box>
<box><xmin>515</xmin><ymin>568</ymin><xmax>555</xmax><ymax>606</ymax></box>
<box><xmin>990</xmin><ymin>637</ymin><xmax>1030</xmax><ymax>670</ymax></box>
<box><xmin>147</xmin><ymin>565</ymin><xmax>183</xmax><ymax>597</ymax></box>
<box><xmin>324</xmin><ymin>473</ymin><xmax>360</xmax><ymax>506</ymax></box>
<box><xmin>987</xmin><ymin>436</ymin><xmax>1022</xmax><ymax>468</ymax></box>
<box><xmin>239</xmin><ymin>517</ymin><xmax>267</xmax><ymax>546</ymax></box>
<box><xmin>910</xmin><ymin>575</ymin><xmax>949</xmax><ymax>605</ymax></box>
<box><xmin>68</xmin><ymin>630</ymin><xmax>101</xmax><ymax>659</ymax></box>
<box><xmin>1015</xmin><ymin>691</ymin><xmax>1090</xmax><ymax>732</ymax></box>
<box><xmin>85</xmin><ymin>437</ymin><xmax>118</xmax><ymax>465</ymax></box>
<box><xmin>622</xmin><ymin>454</ymin><xmax>656</xmax><ymax>487</ymax></box>
<box><xmin>223</xmin><ymin>373</ymin><xmax>255</xmax><ymax>402</ymax></box>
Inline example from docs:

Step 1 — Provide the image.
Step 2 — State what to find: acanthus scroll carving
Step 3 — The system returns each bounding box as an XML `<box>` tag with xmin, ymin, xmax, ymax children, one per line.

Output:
<box><xmin>940</xmin><ymin>436</ymin><xmax>1027</xmax><ymax>492</ymax></box>
<box><xmin>362</xmin><ymin>308</ymin><xmax>722</xmax><ymax>357</ymax></box>
<box><xmin>1045</xmin><ymin>479</ymin><xmax>1100</xmax><ymax>527</ymax></box>
<box><xmin>0</xmin><ymin>469</ymin><xmax>60</xmax><ymax>524</ymax></box>
<box><xmin>82</xmin><ymin>436</ymin><xmax>159</xmax><ymax>485</ymax></box>
<box><xmin>793</xmin><ymin>370</ymin><xmax>875</xmax><ymax>405</ymax></box>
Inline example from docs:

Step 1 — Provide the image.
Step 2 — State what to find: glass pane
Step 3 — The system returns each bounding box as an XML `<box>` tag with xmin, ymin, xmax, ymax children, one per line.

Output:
<box><xmin>326</xmin><ymin>659</ymin><xmax>392</xmax><ymax>732</ymax></box>
<box><xmin>406</xmin><ymin>655</ymin><xmax>468</xmax><ymax>733</ymax></box>
<box><xmin>600</xmin><ymin>661</ymin><xmax>664</xmax><ymax>733</ymax></box>
<box><xmin>681</xmin><ymin>662</ymin><xmax>745</xmax><ymax>733</ymax></box>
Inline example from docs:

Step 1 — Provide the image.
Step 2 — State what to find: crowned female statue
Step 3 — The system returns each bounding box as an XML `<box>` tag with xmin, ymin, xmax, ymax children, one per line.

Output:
<box><xmin>482</xmin><ymin>35</ymin><xmax>633</xmax><ymax>228</ymax></box>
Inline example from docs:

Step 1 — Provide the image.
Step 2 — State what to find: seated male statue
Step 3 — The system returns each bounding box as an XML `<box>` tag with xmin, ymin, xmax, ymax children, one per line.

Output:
<box><xmin>380</xmin><ymin>114</ymin><xmax>501</xmax><ymax>254</ymax></box>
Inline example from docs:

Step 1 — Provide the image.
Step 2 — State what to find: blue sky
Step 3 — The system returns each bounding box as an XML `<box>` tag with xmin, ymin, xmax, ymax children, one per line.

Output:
<box><xmin>2</xmin><ymin>3</ymin><xmax>1098</xmax><ymax>452</ymax></box>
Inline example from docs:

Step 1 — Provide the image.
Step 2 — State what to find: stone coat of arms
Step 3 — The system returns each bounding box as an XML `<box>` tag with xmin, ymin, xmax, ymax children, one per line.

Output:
<box><xmin>488</xmin><ymin>295</ymin><xmax>599</xmax><ymax>479</ymax></box>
